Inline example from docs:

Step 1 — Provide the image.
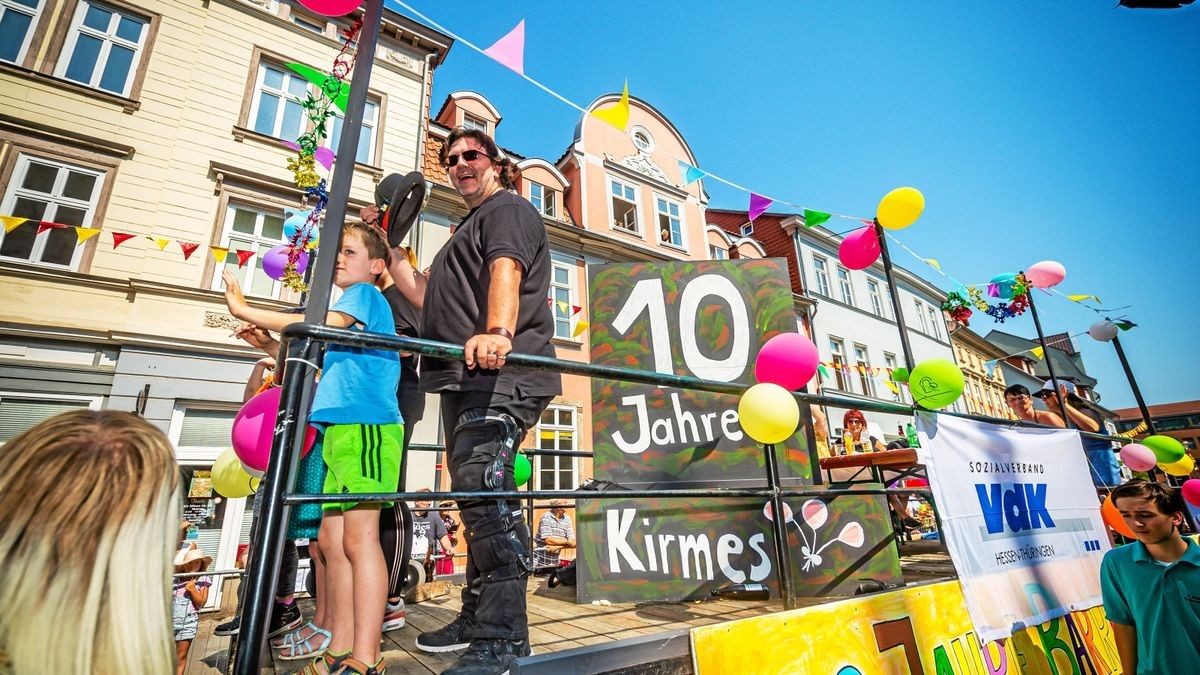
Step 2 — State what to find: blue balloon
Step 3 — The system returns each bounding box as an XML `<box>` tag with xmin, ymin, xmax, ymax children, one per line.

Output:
<box><xmin>283</xmin><ymin>209</ymin><xmax>316</xmax><ymax>241</ymax></box>
<box><xmin>989</xmin><ymin>273</ymin><xmax>1017</xmax><ymax>300</ymax></box>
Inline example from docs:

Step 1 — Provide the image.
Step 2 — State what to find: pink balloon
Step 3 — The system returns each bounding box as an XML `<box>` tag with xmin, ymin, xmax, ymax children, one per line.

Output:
<box><xmin>838</xmin><ymin>226</ymin><xmax>881</xmax><ymax>270</ymax></box>
<box><xmin>232</xmin><ymin>387</ymin><xmax>316</xmax><ymax>472</ymax></box>
<box><xmin>1119</xmin><ymin>443</ymin><xmax>1157</xmax><ymax>473</ymax></box>
<box><xmin>297</xmin><ymin>0</ymin><xmax>360</xmax><ymax>17</ymax></box>
<box><xmin>1183</xmin><ymin>479</ymin><xmax>1200</xmax><ymax>507</ymax></box>
<box><xmin>755</xmin><ymin>332</ymin><xmax>819</xmax><ymax>390</ymax></box>
<box><xmin>1025</xmin><ymin>260</ymin><xmax>1066</xmax><ymax>289</ymax></box>
<box><xmin>262</xmin><ymin>244</ymin><xmax>309</xmax><ymax>281</ymax></box>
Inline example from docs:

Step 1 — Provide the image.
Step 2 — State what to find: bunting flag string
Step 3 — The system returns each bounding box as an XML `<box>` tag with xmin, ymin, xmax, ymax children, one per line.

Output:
<box><xmin>150</xmin><ymin>237</ymin><xmax>171</xmax><ymax>251</ymax></box>
<box><xmin>748</xmin><ymin>193</ymin><xmax>773</xmax><ymax>221</ymax></box>
<box><xmin>572</xmin><ymin>320</ymin><xmax>589</xmax><ymax>338</ymax></box>
<box><xmin>235</xmin><ymin>250</ymin><xmax>256</xmax><ymax>269</ymax></box>
<box><xmin>179</xmin><ymin>241</ymin><xmax>200</xmax><ymax>260</ymax></box>
<box><xmin>210</xmin><ymin>246</ymin><xmax>229</xmax><ymax>264</ymax></box>
<box><xmin>679</xmin><ymin>161</ymin><xmax>706</xmax><ymax>186</ymax></box>
<box><xmin>802</xmin><ymin>209</ymin><xmax>831</xmax><ymax>229</ymax></box>
<box><xmin>1029</xmin><ymin>346</ymin><xmax>1044</xmax><ymax>360</ymax></box>
<box><xmin>112</xmin><ymin>232</ymin><xmax>136</xmax><ymax>249</ymax></box>
<box><xmin>37</xmin><ymin>221</ymin><xmax>67</xmax><ymax>235</ymax></box>
<box><xmin>591</xmin><ymin>80</ymin><xmax>630</xmax><ymax>131</ymax></box>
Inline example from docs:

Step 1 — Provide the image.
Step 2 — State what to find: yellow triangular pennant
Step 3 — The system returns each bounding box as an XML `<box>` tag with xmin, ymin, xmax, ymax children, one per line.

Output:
<box><xmin>556</xmin><ymin>300</ymin><xmax>569</xmax><ymax>314</ymax></box>
<box><xmin>1030</xmin><ymin>346</ymin><xmax>1044</xmax><ymax>359</ymax></box>
<box><xmin>571</xmin><ymin>320</ymin><xmax>589</xmax><ymax>338</ymax></box>
<box><xmin>74</xmin><ymin>227</ymin><xmax>101</xmax><ymax>245</ymax></box>
<box><xmin>1</xmin><ymin>215</ymin><xmax>27</xmax><ymax>233</ymax></box>
<box><xmin>210</xmin><ymin>246</ymin><xmax>229</xmax><ymax>263</ymax></box>
<box><xmin>153</xmin><ymin>237</ymin><xmax>171</xmax><ymax>251</ymax></box>
<box><xmin>925</xmin><ymin>258</ymin><xmax>941</xmax><ymax>270</ymax></box>
<box><xmin>591</xmin><ymin>80</ymin><xmax>630</xmax><ymax>131</ymax></box>
<box><xmin>884</xmin><ymin>380</ymin><xmax>900</xmax><ymax>395</ymax></box>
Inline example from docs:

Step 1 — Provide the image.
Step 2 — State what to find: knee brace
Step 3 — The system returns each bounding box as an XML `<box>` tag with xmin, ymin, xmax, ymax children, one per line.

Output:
<box><xmin>455</xmin><ymin>410</ymin><xmax>531</xmax><ymax>577</ymax></box>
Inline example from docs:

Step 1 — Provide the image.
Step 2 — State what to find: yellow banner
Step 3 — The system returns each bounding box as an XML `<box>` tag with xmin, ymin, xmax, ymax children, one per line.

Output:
<box><xmin>691</xmin><ymin>580</ymin><xmax>1119</xmax><ymax>675</ymax></box>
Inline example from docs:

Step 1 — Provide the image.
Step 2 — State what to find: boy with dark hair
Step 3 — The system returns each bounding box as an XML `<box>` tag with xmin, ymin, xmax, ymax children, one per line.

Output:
<box><xmin>1100</xmin><ymin>479</ymin><xmax>1200</xmax><ymax>674</ymax></box>
<box><xmin>223</xmin><ymin>220</ymin><xmax>401</xmax><ymax>675</ymax></box>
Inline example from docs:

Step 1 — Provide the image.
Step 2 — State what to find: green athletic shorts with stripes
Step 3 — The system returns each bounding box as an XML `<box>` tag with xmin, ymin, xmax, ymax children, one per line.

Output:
<box><xmin>321</xmin><ymin>423</ymin><xmax>404</xmax><ymax>511</ymax></box>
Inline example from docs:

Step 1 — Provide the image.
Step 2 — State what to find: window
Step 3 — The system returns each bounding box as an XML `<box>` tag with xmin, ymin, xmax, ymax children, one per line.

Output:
<box><xmin>630</xmin><ymin>126</ymin><xmax>655</xmax><ymax>153</ymax></box>
<box><xmin>0</xmin><ymin>0</ymin><xmax>41</xmax><ymax>64</ymax></box>
<box><xmin>867</xmin><ymin>280</ymin><xmax>884</xmax><ymax>317</ymax></box>
<box><xmin>57</xmin><ymin>1</ymin><xmax>148</xmax><ymax>96</ymax></box>
<box><xmin>655</xmin><ymin>195</ymin><xmax>683</xmax><ymax>248</ymax></box>
<box><xmin>836</xmin><ymin>265</ymin><xmax>854</xmax><ymax>306</ymax></box>
<box><xmin>609</xmin><ymin>177</ymin><xmax>639</xmax><ymax>233</ymax></box>
<box><xmin>0</xmin><ymin>393</ymin><xmax>99</xmax><ymax>443</ymax></box>
<box><xmin>292</xmin><ymin>14</ymin><xmax>325</xmax><ymax>34</ymax></box>
<box><xmin>709</xmin><ymin>244</ymin><xmax>728</xmax><ymax>260</ymax></box>
<box><xmin>209</xmin><ymin>204</ymin><xmax>287</xmax><ymax>299</ymax></box>
<box><xmin>883</xmin><ymin>353</ymin><xmax>902</xmax><ymax>402</ymax></box>
<box><xmin>461</xmin><ymin>113</ymin><xmax>487</xmax><ymax>133</ymax></box>
<box><xmin>812</xmin><ymin>255</ymin><xmax>831</xmax><ymax>297</ymax></box>
<box><xmin>740</xmin><ymin>222</ymin><xmax>753</xmax><ymax>237</ymax></box>
<box><xmin>249</xmin><ymin>62</ymin><xmax>310</xmax><ymax>142</ymax></box>
<box><xmin>829</xmin><ymin>338</ymin><xmax>849</xmax><ymax>391</ymax></box>
<box><xmin>854</xmin><ymin>344</ymin><xmax>874</xmax><ymax>398</ymax></box>
<box><xmin>914</xmin><ymin>300</ymin><xmax>928</xmax><ymax>333</ymax></box>
<box><xmin>529</xmin><ymin>182</ymin><xmax>556</xmax><ymax>218</ymax></box>
<box><xmin>0</xmin><ymin>154</ymin><xmax>104</xmax><ymax>270</ymax></box>
<box><xmin>548</xmin><ymin>260</ymin><xmax>575</xmax><ymax>340</ymax></box>
<box><xmin>926</xmin><ymin>305</ymin><xmax>942</xmax><ymax>340</ymax></box>
<box><xmin>176</xmin><ymin>408</ymin><xmax>238</xmax><ymax>452</ymax></box>
<box><xmin>329</xmin><ymin>99</ymin><xmax>380</xmax><ymax>165</ymax></box>
<box><xmin>536</xmin><ymin>405</ymin><xmax>577</xmax><ymax>491</ymax></box>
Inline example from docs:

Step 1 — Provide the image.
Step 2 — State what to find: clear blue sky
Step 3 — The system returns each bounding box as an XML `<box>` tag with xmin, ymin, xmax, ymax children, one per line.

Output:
<box><xmin>388</xmin><ymin>1</ymin><xmax>1199</xmax><ymax>410</ymax></box>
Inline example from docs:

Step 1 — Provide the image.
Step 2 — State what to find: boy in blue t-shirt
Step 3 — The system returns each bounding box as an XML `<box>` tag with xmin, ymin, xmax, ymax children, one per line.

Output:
<box><xmin>223</xmin><ymin>221</ymin><xmax>400</xmax><ymax>675</ymax></box>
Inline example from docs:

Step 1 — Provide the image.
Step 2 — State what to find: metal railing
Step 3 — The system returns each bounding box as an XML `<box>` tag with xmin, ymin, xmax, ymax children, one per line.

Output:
<box><xmin>229</xmin><ymin>322</ymin><xmax>1133</xmax><ymax>673</ymax></box>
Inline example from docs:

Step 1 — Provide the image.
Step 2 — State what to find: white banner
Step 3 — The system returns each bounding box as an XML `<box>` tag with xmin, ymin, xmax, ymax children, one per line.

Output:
<box><xmin>915</xmin><ymin>412</ymin><xmax>1110</xmax><ymax>644</ymax></box>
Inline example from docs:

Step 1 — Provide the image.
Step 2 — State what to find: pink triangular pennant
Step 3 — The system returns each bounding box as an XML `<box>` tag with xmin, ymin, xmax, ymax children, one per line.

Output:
<box><xmin>748</xmin><ymin>193</ymin><xmax>773</xmax><ymax>222</ymax></box>
<box><xmin>483</xmin><ymin>19</ymin><xmax>525</xmax><ymax>76</ymax></box>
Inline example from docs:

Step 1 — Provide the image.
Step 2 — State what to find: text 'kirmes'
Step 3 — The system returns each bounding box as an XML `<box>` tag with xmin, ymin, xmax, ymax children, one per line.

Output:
<box><xmin>610</xmin><ymin>393</ymin><xmax>743</xmax><ymax>455</ymax></box>
<box><xmin>605</xmin><ymin>508</ymin><xmax>771</xmax><ymax>584</ymax></box>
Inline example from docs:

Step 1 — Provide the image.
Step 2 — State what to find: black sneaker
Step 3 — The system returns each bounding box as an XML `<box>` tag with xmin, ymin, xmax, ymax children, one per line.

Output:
<box><xmin>213</xmin><ymin>616</ymin><xmax>240</xmax><ymax>636</ymax></box>
<box><xmin>441</xmin><ymin>638</ymin><xmax>531</xmax><ymax>675</ymax></box>
<box><xmin>415</xmin><ymin>614</ymin><xmax>475</xmax><ymax>653</ymax></box>
<box><xmin>268</xmin><ymin>601</ymin><xmax>303</xmax><ymax>638</ymax></box>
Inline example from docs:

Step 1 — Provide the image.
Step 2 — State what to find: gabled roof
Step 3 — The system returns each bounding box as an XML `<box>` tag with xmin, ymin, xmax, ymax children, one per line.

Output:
<box><xmin>984</xmin><ymin>329</ymin><xmax>1097</xmax><ymax>388</ymax></box>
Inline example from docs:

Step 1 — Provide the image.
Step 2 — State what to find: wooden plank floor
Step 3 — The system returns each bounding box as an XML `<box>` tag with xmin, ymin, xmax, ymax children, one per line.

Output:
<box><xmin>186</xmin><ymin>543</ymin><xmax>955</xmax><ymax>674</ymax></box>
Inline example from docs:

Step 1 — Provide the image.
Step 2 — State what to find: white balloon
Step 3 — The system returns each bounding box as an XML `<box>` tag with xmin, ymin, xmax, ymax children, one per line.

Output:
<box><xmin>1088</xmin><ymin>319</ymin><xmax>1118</xmax><ymax>342</ymax></box>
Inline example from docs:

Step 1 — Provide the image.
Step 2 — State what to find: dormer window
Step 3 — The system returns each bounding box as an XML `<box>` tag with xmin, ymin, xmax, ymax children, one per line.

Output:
<box><xmin>462</xmin><ymin>112</ymin><xmax>487</xmax><ymax>133</ymax></box>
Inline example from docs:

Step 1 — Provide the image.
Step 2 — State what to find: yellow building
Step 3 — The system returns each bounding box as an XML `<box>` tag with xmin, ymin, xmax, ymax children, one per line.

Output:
<box><xmin>0</xmin><ymin>0</ymin><xmax>449</xmax><ymax>599</ymax></box>
<box><xmin>949</xmin><ymin>324</ymin><xmax>1012</xmax><ymax>420</ymax></box>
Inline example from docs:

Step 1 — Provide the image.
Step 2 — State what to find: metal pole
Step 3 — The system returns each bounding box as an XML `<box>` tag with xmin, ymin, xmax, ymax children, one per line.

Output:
<box><xmin>874</xmin><ymin>221</ymin><xmax>916</xmax><ymax>370</ymax></box>
<box><xmin>234</xmin><ymin>1</ymin><xmax>383</xmax><ymax>671</ymax></box>
<box><xmin>1111</xmin><ymin>335</ymin><xmax>1157</xmax><ymax>435</ymax></box>
<box><xmin>763</xmin><ymin>443</ymin><xmax>797</xmax><ymax>610</ymax></box>
<box><xmin>233</xmin><ymin>339</ymin><xmax>315</xmax><ymax>674</ymax></box>
<box><xmin>1024</xmin><ymin>288</ymin><xmax>1071</xmax><ymax>423</ymax></box>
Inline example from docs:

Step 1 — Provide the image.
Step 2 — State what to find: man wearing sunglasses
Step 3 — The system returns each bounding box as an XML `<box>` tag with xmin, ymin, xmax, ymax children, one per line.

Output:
<box><xmin>1003</xmin><ymin>384</ymin><xmax>1065</xmax><ymax>427</ymax></box>
<box><xmin>386</xmin><ymin>127</ymin><xmax>560</xmax><ymax>674</ymax></box>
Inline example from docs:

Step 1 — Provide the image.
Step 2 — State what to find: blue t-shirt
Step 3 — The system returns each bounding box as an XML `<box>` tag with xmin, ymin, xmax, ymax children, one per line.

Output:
<box><xmin>310</xmin><ymin>283</ymin><xmax>402</xmax><ymax>426</ymax></box>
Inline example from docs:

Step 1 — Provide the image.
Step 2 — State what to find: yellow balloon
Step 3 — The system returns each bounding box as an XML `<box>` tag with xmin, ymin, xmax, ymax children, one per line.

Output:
<box><xmin>1160</xmin><ymin>455</ymin><xmax>1195</xmax><ymax>477</ymax></box>
<box><xmin>876</xmin><ymin>186</ymin><xmax>925</xmax><ymax>230</ymax></box>
<box><xmin>213</xmin><ymin>447</ymin><xmax>258</xmax><ymax>498</ymax></box>
<box><xmin>737</xmin><ymin>383</ymin><xmax>800</xmax><ymax>445</ymax></box>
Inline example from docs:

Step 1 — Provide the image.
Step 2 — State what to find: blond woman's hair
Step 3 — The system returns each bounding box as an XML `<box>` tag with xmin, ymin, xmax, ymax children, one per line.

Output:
<box><xmin>0</xmin><ymin>410</ymin><xmax>181</xmax><ymax>675</ymax></box>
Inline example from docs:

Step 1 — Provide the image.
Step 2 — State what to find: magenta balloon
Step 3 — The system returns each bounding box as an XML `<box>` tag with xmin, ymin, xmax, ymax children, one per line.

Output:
<box><xmin>297</xmin><ymin>0</ymin><xmax>360</xmax><ymax>17</ymax></box>
<box><xmin>262</xmin><ymin>245</ymin><xmax>309</xmax><ymax>281</ymax></box>
<box><xmin>1025</xmin><ymin>260</ymin><xmax>1066</xmax><ymax>289</ymax></box>
<box><xmin>754</xmin><ymin>332</ymin><xmax>819</xmax><ymax>390</ymax></box>
<box><xmin>1183</xmin><ymin>479</ymin><xmax>1200</xmax><ymax>507</ymax></box>
<box><xmin>838</xmin><ymin>226</ymin><xmax>881</xmax><ymax>270</ymax></box>
<box><xmin>1119</xmin><ymin>443</ymin><xmax>1157</xmax><ymax>473</ymax></box>
<box><xmin>232</xmin><ymin>386</ymin><xmax>316</xmax><ymax>472</ymax></box>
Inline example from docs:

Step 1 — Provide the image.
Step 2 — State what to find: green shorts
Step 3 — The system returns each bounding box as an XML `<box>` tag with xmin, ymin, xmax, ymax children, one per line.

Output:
<box><xmin>321</xmin><ymin>423</ymin><xmax>404</xmax><ymax>511</ymax></box>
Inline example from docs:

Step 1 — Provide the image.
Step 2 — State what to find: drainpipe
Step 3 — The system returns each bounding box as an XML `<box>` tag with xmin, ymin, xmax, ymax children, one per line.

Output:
<box><xmin>411</xmin><ymin>51</ymin><xmax>435</xmax><ymax>258</ymax></box>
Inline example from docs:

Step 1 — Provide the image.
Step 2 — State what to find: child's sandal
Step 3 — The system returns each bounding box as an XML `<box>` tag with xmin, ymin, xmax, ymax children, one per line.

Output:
<box><xmin>291</xmin><ymin>649</ymin><xmax>349</xmax><ymax>675</ymax></box>
<box><xmin>273</xmin><ymin>621</ymin><xmax>316</xmax><ymax>649</ymax></box>
<box><xmin>278</xmin><ymin>626</ymin><xmax>332</xmax><ymax>661</ymax></box>
<box><xmin>331</xmin><ymin>657</ymin><xmax>387</xmax><ymax>675</ymax></box>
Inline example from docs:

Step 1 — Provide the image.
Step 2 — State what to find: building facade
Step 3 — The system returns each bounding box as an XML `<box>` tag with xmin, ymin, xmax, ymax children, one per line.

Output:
<box><xmin>707</xmin><ymin>210</ymin><xmax>957</xmax><ymax>442</ymax></box>
<box><xmin>1113</xmin><ymin>401</ymin><xmax>1200</xmax><ymax>452</ymax></box>
<box><xmin>0</xmin><ymin>0</ymin><xmax>449</xmax><ymax>600</ymax></box>
<box><xmin>948</xmin><ymin>324</ymin><xmax>1011</xmax><ymax>420</ymax></box>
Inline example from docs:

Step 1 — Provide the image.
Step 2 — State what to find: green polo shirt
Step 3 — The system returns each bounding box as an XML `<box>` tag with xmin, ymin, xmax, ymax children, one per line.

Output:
<box><xmin>1100</xmin><ymin>537</ymin><xmax>1200</xmax><ymax>674</ymax></box>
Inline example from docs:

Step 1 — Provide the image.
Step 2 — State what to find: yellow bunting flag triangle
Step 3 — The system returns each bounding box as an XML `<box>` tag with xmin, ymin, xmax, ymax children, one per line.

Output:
<box><xmin>210</xmin><ymin>246</ymin><xmax>229</xmax><ymax>263</ymax></box>
<box><xmin>572</xmin><ymin>320</ymin><xmax>589</xmax><ymax>338</ymax></box>
<box><xmin>556</xmin><ymin>300</ymin><xmax>569</xmax><ymax>314</ymax></box>
<box><xmin>885</xmin><ymin>380</ymin><xmax>900</xmax><ymax>395</ymax></box>
<box><xmin>152</xmin><ymin>237</ymin><xmax>171</xmax><ymax>251</ymax></box>
<box><xmin>591</xmin><ymin>80</ymin><xmax>630</xmax><ymax>131</ymax></box>
<box><xmin>1030</xmin><ymin>346</ymin><xmax>1044</xmax><ymax>359</ymax></box>
<box><xmin>1</xmin><ymin>216</ymin><xmax>27</xmax><ymax>233</ymax></box>
<box><xmin>74</xmin><ymin>227</ymin><xmax>101</xmax><ymax>245</ymax></box>
<box><xmin>925</xmin><ymin>258</ymin><xmax>941</xmax><ymax>270</ymax></box>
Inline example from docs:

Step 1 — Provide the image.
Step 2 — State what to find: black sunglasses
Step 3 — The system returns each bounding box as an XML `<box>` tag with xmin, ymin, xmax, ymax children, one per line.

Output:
<box><xmin>445</xmin><ymin>149</ymin><xmax>490</xmax><ymax>167</ymax></box>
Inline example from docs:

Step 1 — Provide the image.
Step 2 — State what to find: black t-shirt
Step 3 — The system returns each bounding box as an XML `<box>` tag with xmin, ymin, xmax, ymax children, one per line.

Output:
<box><xmin>382</xmin><ymin>285</ymin><xmax>424</xmax><ymax>424</ymax></box>
<box><xmin>421</xmin><ymin>190</ymin><xmax>561</xmax><ymax>398</ymax></box>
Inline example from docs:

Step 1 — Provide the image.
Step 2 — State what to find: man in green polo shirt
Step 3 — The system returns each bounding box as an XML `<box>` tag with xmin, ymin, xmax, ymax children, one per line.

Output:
<box><xmin>1100</xmin><ymin>479</ymin><xmax>1200</xmax><ymax>674</ymax></box>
